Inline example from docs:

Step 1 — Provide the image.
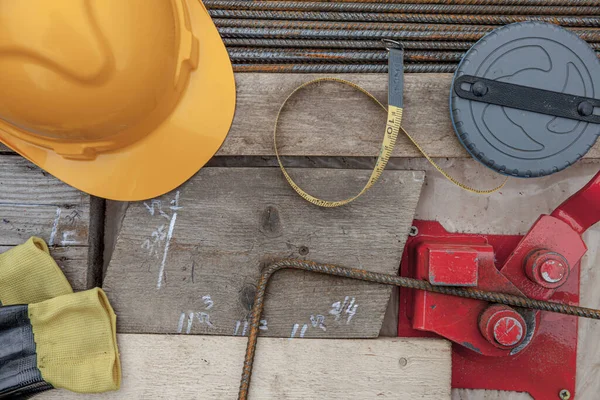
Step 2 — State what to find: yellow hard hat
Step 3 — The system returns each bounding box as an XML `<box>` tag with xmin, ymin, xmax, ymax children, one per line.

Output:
<box><xmin>0</xmin><ymin>0</ymin><xmax>235</xmax><ymax>201</ymax></box>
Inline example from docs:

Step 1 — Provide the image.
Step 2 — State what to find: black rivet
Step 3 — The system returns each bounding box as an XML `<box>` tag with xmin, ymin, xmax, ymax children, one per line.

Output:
<box><xmin>578</xmin><ymin>101</ymin><xmax>593</xmax><ymax>117</ymax></box>
<box><xmin>472</xmin><ymin>81</ymin><xmax>488</xmax><ymax>97</ymax></box>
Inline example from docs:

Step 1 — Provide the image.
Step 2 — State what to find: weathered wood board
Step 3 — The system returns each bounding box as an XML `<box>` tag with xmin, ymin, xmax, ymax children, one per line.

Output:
<box><xmin>103</xmin><ymin>167</ymin><xmax>424</xmax><ymax>337</ymax></box>
<box><xmin>38</xmin><ymin>335</ymin><xmax>452</xmax><ymax>400</ymax></box>
<box><xmin>219</xmin><ymin>73</ymin><xmax>600</xmax><ymax>159</ymax></box>
<box><xmin>0</xmin><ymin>155</ymin><xmax>95</xmax><ymax>290</ymax></box>
<box><xmin>6</xmin><ymin>74</ymin><xmax>600</xmax><ymax>160</ymax></box>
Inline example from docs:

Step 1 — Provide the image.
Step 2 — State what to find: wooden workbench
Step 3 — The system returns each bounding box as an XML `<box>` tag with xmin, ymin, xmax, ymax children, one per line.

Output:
<box><xmin>3</xmin><ymin>73</ymin><xmax>597</xmax><ymax>399</ymax></box>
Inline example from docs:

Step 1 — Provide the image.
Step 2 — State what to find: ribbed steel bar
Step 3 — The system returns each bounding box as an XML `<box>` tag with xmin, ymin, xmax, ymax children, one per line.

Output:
<box><xmin>214</xmin><ymin>18</ymin><xmax>496</xmax><ymax>32</ymax></box>
<box><xmin>209</xmin><ymin>10</ymin><xmax>600</xmax><ymax>27</ymax></box>
<box><xmin>266</xmin><ymin>0</ymin><xmax>600</xmax><ymax>5</ymax></box>
<box><xmin>223</xmin><ymin>38</ymin><xmax>476</xmax><ymax>49</ymax></box>
<box><xmin>238</xmin><ymin>259</ymin><xmax>600</xmax><ymax>400</ymax></box>
<box><xmin>233</xmin><ymin>63</ymin><xmax>457</xmax><ymax>72</ymax></box>
<box><xmin>218</xmin><ymin>27</ymin><xmax>600</xmax><ymax>42</ymax></box>
<box><xmin>204</xmin><ymin>1</ymin><xmax>600</xmax><ymax>15</ymax></box>
<box><xmin>229</xmin><ymin>48</ymin><xmax>464</xmax><ymax>63</ymax></box>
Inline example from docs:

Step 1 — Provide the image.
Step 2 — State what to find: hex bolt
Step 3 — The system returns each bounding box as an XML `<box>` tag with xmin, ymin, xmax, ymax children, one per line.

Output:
<box><xmin>493</xmin><ymin>316</ymin><xmax>524</xmax><ymax>347</ymax></box>
<box><xmin>540</xmin><ymin>259</ymin><xmax>566</xmax><ymax>283</ymax></box>
<box><xmin>479</xmin><ymin>304</ymin><xmax>527</xmax><ymax>349</ymax></box>
<box><xmin>524</xmin><ymin>249</ymin><xmax>570</xmax><ymax>289</ymax></box>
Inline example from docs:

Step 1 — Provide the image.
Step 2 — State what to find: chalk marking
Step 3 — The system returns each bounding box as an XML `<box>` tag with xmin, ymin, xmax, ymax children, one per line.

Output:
<box><xmin>60</xmin><ymin>231</ymin><xmax>79</xmax><ymax>245</ymax></box>
<box><xmin>197</xmin><ymin>312</ymin><xmax>214</xmax><ymax>328</ymax></box>
<box><xmin>186</xmin><ymin>312</ymin><xmax>194</xmax><ymax>334</ymax></box>
<box><xmin>259</xmin><ymin>319</ymin><xmax>268</xmax><ymax>331</ymax></box>
<box><xmin>49</xmin><ymin>208</ymin><xmax>61</xmax><ymax>246</ymax></box>
<box><xmin>177</xmin><ymin>312</ymin><xmax>186</xmax><ymax>333</ymax></box>
<box><xmin>170</xmin><ymin>191</ymin><xmax>182</xmax><ymax>211</ymax></box>
<box><xmin>310</xmin><ymin>314</ymin><xmax>327</xmax><ymax>331</ymax></box>
<box><xmin>346</xmin><ymin>297</ymin><xmax>358</xmax><ymax>324</ymax></box>
<box><xmin>290</xmin><ymin>323</ymin><xmax>299</xmax><ymax>338</ymax></box>
<box><xmin>234</xmin><ymin>320</ymin><xmax>242</xmax><ymax>335</ymax></box>
<box><xmin>144</xmin><ymin>199</ymin><xmax>171</xmax><ymax>221</ymax></box>
<box><xmin>300</xmin><ymin>324</ymin><xmax>308</xmax><ymax>338</ymax></box>
<box><xmin>202</xmin><ymin>295</ymin><xmax>214</xmax><ymax>310</ymax></box>
<box><xmin>156</xmin><ymin>191</ymin><xmax>180</xmax><ymax>289</ymax></box>
<box><xmin>330</xmin><ymin>296</ymin><xmax>358</xmax><ymax>323</ymax></box>
<box><xmin>242</xmin><ymin>320</ymin><xmax>249</xmax><ymax>336</ymax></box>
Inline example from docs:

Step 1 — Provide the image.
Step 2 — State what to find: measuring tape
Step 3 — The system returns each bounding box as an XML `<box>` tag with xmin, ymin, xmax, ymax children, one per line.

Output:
<box><xmin>274</xmin><ymin>42</ymin><xmax>507</xmax><ymax>208</ymax></box>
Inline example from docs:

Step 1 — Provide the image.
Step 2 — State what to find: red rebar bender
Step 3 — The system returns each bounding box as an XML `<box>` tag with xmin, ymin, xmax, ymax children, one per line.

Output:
<box><xmin>398</xmin><ymin>171</ymin><xmax>600</xmax><ymax>400</ymax></box>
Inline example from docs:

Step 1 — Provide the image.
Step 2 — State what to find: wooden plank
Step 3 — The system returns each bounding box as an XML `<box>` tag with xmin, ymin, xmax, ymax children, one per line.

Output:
<box><xmin>5</xmin><ymin>74</ymin><xmax>599</xmax><ymax>159</ymax></box>
<box><xmin>219</xmin><ymin>73</ymin><xmax>600</xmax><ymax>159</ymax></box>
<box><xmin>103</xmin><ymin>167</ymin><xmax>424</xmax><ymax>337</ymax></box>
<box><xmin>38</xmin><ymin>335</ymin><xmax>451</xmax><ymax>399</ymax></box>
<box><xmin>0</xmin><ymin>156</ymin><xmax>87</xmax><ymax>205</ymax></box>
<box><xmin>0</xmin><ymin>155</ymin><xmax>93</xmax><ymax>291</ymax></box>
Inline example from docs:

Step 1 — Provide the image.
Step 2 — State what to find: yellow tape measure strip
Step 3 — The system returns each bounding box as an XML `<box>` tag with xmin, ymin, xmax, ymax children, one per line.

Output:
<box><xmin>274</xmin><ymin>77</ymin><xmax>507</xmax><ymax>208</ymax></box>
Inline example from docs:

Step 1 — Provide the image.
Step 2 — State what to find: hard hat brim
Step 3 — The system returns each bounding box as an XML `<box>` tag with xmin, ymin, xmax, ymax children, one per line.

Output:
<box><xmin>0</xmin><ymin>1</ymin><xmax>236</xmax><ymax>201</ymax></box>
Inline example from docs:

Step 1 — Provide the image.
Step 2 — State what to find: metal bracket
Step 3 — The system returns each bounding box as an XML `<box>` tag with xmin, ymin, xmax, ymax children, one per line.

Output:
<box><xmin>454</xmin><ymin>75</ymin><xmax>600</xmax><ymax>124</ymax></box>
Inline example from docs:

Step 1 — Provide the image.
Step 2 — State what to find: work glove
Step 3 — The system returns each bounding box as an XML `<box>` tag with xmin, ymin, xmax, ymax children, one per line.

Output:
<box><xmin>0</xmin><ymin>288</ymin><xmax>121</xmax><ymax>398</ymax></box>
<box><xmin>0</xmin><ymin>237</ymin><xmax>73</xmax><ymax>305</ymax></box>
<box><xmin>0</xmin><ymin>238</ymin><xmax>121</xmax><ymax>398</ymax></box>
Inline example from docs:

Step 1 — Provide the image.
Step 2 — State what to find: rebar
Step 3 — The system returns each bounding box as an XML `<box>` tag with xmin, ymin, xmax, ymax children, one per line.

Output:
<box><xmin>214</xmin><ymin>18</ymin><xmax>496</xmax><ymax>32</ymax></box>
<box><xmin>219</xmin><ymin>27</ymin><xmax>492</xmax><ymax>40</ymax></box>
<box><xmin>223</xmin><ymin>38</ymin><xmax>477</xmax><ymax>50</ymax></box>
<box><xmin>218</xmin><ymin>26</ymin><xmax>600</xmax><ymax>42</ymax></box>
<box><xmin>209</xmin><ymin>10</ymin><xmax>600</xmax><ymax>27</ymax></box>
<box><xmin>276</xmin><ymin>0</ymin><xmax>600</xmax><ymax>5</ymax></box>
<box><xmin>238</xmin><ymin>259</ymin><xmax>600</xmax><ymax>400</ymax></box>
<box><xmin>233</xmin><ymin>63</ymin><xmax>458</xmax><ymax>72</ymax></box>
<box><xmin>229</xmin><ymin>48</ymin><xmax>465</xmax><ymax>63</ymax></box>
<box><xmin>204</xmin><ymin>1</ymin><xmax>600</xmax><ymax>16</ymax></box>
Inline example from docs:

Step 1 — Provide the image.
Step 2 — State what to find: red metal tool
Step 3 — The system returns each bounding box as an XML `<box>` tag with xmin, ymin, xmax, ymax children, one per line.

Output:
<box><xmin>398</xmin><ymin>171</ymin><xmax>600</xmax><ymax>399</ymax></box>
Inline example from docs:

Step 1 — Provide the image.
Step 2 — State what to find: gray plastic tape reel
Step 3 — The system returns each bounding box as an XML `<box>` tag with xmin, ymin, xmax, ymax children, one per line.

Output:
<box><xmin>450</xmin><ymin>22</ymin><xmax>600</xmax><ymax>178</ymax></box>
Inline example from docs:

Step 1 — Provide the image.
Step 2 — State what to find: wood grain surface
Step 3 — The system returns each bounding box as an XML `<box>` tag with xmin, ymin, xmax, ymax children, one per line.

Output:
<box><xmin>5</xmin><ymin>73</ymin><xmax>600</xmax><ymax>160</ymax></box>
<box><xmin>0</xmin><ymin>155</ymin><xmax>93</xmax><ymax>290</ymax></box>
<box><xmin>220</xmin><ymin>73</ymin><xmax>600</xmax><ymax>159</ymax></box>
<box><xmin>38</xmin><ymin>335</ymin><xmax>451</xmax><ymax>400</ymax></box>
<box><xmin>103</xmin><ymin>167</ymin><xmax>424</xmax><ymax>337</ymax></box>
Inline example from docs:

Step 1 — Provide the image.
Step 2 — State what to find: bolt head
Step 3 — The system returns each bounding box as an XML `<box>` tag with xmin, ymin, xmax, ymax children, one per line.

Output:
<box><xmin>540</xmin><ymin>259</ymin><xmax>566</xmax><ymax>283</ymax></box>
<box><xmin>559</xmin><ymin>389</ymin><xmax>571</xmax><ymax>400</ymax></box>
<box><xmin>524</xmin><ymin>249</ymin><xmax>570</xmax><ymax>289</ymax></box>
<box><xmin>479</xmin><ymin>305</ymin><xmax>527</xmax><ymax>350</ymax></box>
<box><xmin>472</xmin><ymin>81</ymin><xmax>488</xmax><ymax>97</ymax></box>
<box><xmin>493</xmin><ymin>316</ymin><xmax>524</xmax><ymax>347</ymax></box>
<box><xmin>578</xmin><ymin>101</ymin><xmax>593</xmax><ymax>117</ymax></box>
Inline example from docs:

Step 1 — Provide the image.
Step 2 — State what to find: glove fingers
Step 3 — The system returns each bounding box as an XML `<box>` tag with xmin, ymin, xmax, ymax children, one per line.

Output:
<box><xmin>0</xmin><ymin>237</ymin><xmax>73</xmax><ymax>305</ymax></box>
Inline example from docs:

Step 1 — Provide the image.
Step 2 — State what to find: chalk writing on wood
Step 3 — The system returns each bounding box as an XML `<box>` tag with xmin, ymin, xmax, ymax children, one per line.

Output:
<box><xmin>140</xmin><ymin>191</ymin><xmax>181</xmax><ymax>289</ymax></box>
<box><xmin>104</xmin><ymin>168</ymin><xmax>424</xmax><ymax>337</ymax></box>
<box><xmin>290</xmin><ymin>296</ymin><xmax>359</xmax><ymax>338</ymax></box>
<box><xmin>234</xmin><ymin>319</ymin><xmax>268</xmax><ymax>336</ymax></box>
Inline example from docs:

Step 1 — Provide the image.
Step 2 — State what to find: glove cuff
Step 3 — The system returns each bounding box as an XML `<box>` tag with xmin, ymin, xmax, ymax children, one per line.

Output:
<box><xmin>0</xmin><ymin>237</ymin><xmax>73</xmax><ymax>305</ymax></box>
<box><xmin>28</xmin><ymin>288</ymin><xmax>121</xmax><ymax>393</ymax></box>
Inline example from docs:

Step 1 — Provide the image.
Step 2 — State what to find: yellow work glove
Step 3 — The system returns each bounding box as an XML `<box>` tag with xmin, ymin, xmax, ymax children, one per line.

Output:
<box><xmin>0</xmin><ymin>288</ymin><xmax>121</xmax><ymax>396</ymax></box>
<box><xmin>0</xmin><ymin>237</ymin><xmax>73</xmax><ymax>305</ymax></box>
